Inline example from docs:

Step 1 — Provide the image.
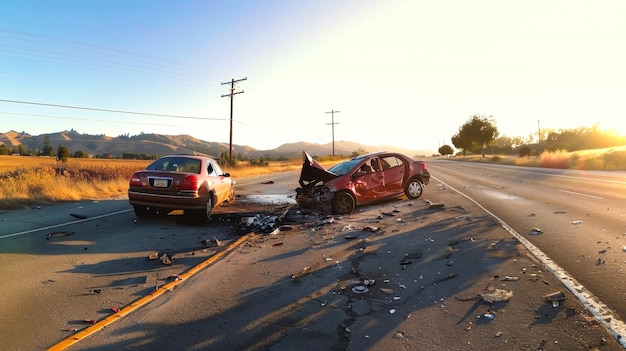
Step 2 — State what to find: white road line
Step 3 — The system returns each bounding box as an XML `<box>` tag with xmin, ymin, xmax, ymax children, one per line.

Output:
<box><xmin>559</xmin><ymin>189</ymin><xmax>603</xmax><ymax>199</ymax></box>
<box><xmin>0</xmin><ymin>209</ymin><xmax>133</xmax><ymax>240</ymax></box>
<box><xmin>433</xmin><ymin>175</ymin><xmax>626</xmax><ymax>348</ymax></box>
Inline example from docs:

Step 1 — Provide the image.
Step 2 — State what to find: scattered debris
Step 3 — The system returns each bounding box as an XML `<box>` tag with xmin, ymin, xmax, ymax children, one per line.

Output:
<box><xmin>147</xmin><ymin>252</ymin><xmax>159</xmax><ymax>260</ymax></box>
<box><xmin>46</xmin><ymin>231</ymin><xmax>74</xmax><ymax>239</ymax></box>
<box><xmin>92</xmin><ymin>289</ymin><xmax>102</xmax><ymax>294</ymax></box>
<box><xmin>543</xmin><ymin>291</ymin><xmax>566</xmax><ymax>302</ymax></box>
<box><xmin>272</xmin><ymin>242</ymin><xmax>284</xmax><ymax>247</ymax></box>
<box><xmin>502</xmin><ymin>276</ymin><xmax>519</xmax><ymax>281</ymax></box>
<box><xmin>344</xmin><ymin>235</ymin><xmax>357</xmax><ymax>240</ymax></box>
<box><xmin>480</xmin><ymin>288</ymin><xmax>513</xmax><ymax>303</ymax></box>
<box><xmin>160</xmin><ymin>253</ymin><xmax>174</xmax><ymax>265</ymax></box>
<box><xmin>379</xmin><ymin>288</ymin><xmax>394</xmax><ymax>294</ymax></box>
<box><xmin>571</xmin><ymin>220</ymin><xmax>583</xmax><ymax>225</ymax></box>
<box><xmin>291</xmin><ymin>266</ymin><xmax>311</xmax><ymax>279</ymax></box>
<box><xmin>260</xmin><ymin>180</ymin><xmax>274</xmax><ymax>184</ymax></box>
<box><xmin>529</xmin><ymin>228</ymin><xmax>543</xmax><ymax>235</ymax></box>
<box><xmin>83</xmin><ymin>319</ymin><xmax>97</xmax><ymax>324</ymax></box>
<box><xmin>352</xmin><ymin>285</ymin><xmax>369</xmax><ymax>294</ymax></box>
<box><xmin>202</xmin><ymin>238</ymin><xmax>223</xmax><ymax>247</ymax></box>
<box><xmin>111</xmin><ymin>307</ymin><xmax>120</xmax><ymax>313</ymax></box>
<box><xmin>427</xmin><ymin>200</ymin><xmax>445</xmax><ymax>209</ymax></box>
<box><xmin>362</xmin><ymin>226</ymin><xmax>379</xmax><ymax>232</ymax></box>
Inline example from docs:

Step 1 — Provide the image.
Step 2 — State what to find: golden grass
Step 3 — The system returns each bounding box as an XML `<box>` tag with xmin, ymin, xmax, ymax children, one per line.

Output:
<box><xmin>454</xmin><ymin>145</ymin><xmax>626</xmax><ymax>170</ymax></box>
<box><xmin>0</xmin><ymin>156</ymin><xmax>337</xmax><ymax>210</ymax></box>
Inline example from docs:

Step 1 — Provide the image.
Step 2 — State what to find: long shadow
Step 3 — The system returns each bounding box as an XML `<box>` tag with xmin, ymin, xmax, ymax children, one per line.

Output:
<box><xmin>69</xmin><ymin>202</ymin><xmax>545</xmax><ymax>351</ymax></box>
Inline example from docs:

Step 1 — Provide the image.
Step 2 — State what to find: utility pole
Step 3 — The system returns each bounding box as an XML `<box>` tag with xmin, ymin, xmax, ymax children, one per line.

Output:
<box><xmin>537</xmin><ymin>119</ymin><xmax>541</xmax><ymax>144</ymax></box>
<box><xmin>325</xmin><ymin>109</ymin><xmax>340</xmax><ymax>156</ymax></box>
<box><xmin>221</xmin><ymin>77</ymin><xmax>247</xmax><ymax>161</ymax></box>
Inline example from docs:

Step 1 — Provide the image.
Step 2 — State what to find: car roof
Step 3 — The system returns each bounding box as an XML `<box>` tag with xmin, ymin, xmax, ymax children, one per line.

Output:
<box><xmin>159</xmin><ymin>154</ymin><xmax>216</xmax><ymax>160</ymax></box>
<box><xmin>352</xmin><ymin>151</ymin><xmax>388</xmax><ymax>160</ymax></box>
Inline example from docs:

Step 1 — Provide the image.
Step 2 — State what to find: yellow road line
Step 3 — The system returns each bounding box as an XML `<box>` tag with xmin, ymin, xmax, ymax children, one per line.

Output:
<box><xmin>47</xmin><ymin>233</ymin><xmax>252</xmax><ymax>351</ymax></box>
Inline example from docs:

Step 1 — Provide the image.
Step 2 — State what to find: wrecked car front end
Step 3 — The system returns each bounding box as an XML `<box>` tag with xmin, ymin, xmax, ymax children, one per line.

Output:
<box><xmin>295</xmin><ymin>152</ymin><xmax>339</xmax><ymax>213</ymax></box>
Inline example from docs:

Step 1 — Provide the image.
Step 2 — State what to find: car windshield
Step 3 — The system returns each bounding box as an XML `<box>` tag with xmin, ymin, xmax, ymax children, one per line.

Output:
<box><xmin>327</xmin><ymin>158</ymin><xmax>362</xmax><ymax>176</ymax></box>
<box><xmin>146</xmin><ymin>157</ymin><xmax>201</xmax><ymax>174</ymax></box>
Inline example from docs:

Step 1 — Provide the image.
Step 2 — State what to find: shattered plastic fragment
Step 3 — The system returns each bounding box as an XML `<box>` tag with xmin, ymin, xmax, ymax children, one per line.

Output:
<box><xmin>480</xmin><ymin>289</ymin><xmax>513</xmax><ymax>303</ymax></box>
<box><xmin>47</xmin><ymin>231</ymin><xmax>74</xmax><ymax>239</ymax></box>
<box><xmin>352</xmin><ymin>285</ymin><xmax>369</xmax><ymax>294</ymax></box>
<box><xmin>571</xmin><ymin>220</ymin><xmax>583</xmax><ymax>224</ymax></box>
<box><xmin>543</xmin><ymin>291</ymin><xmax>566</xmax><ymax>302</ymax></box>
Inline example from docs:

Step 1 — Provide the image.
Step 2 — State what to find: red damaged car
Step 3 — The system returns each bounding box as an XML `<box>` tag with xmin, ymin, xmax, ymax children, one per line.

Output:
<box><xmin>296</xmin><ymin>151</ymin><xmax>430</xmax><ymax>214</ymax></box>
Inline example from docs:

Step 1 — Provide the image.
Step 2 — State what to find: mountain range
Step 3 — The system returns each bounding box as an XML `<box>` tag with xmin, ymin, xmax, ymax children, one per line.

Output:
<box><xmin>0</xmin><ymin>130</ymin><xmax>429</xmax><ymax>159</ymax></box>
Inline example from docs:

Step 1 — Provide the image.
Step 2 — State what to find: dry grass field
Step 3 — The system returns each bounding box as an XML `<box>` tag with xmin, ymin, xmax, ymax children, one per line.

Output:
<box><xmin>0</xmin><ymin>156</ymin><xmax>308</xmax><ymax>209</ymax></box>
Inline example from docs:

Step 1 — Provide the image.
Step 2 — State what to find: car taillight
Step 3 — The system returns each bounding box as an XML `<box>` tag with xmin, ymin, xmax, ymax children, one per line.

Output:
<box><xmin>181</xmin><ymin>175</ymin><xmax>200</xmax><ymax>190</ymax></box>
<box><xmin>129</xmin><ymin>173</ymin><xmax>142</xmax><ymax>186</ymax></box>
<box><xmin>421</xmin><ymin>163</ymin><xmax>428</xmax><ymax>171</ymax></box>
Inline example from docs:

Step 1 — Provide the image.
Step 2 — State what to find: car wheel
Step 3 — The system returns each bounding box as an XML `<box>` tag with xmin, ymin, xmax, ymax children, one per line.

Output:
<box><xmin>404</xmin><ymin>178</ymin><xmax>424</xmax><ymax>199</ymax></box>
<box><xmin>133</xmin><ymin>205</ymin><xmax>152</xmax><ymax>217</ymax></box>
<box><xmin>331</xmin><ymin>192</ymin><xmax>356</xmax><ymax>215</ymax></box>
<box><xmin>201</xmin><ymin>195</ymin><xmax>213</xmax><ymax>221</ymax></box>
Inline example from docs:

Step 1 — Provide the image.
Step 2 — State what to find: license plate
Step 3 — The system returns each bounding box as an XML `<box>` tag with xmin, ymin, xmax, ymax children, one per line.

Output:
<box><xmin>153</xmin><ymin>178</ymin><xmax>168</xmax><ymax>188</ymax></box>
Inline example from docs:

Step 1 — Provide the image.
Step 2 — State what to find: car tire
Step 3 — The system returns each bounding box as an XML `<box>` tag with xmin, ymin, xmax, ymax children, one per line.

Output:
<box><xmin>199</xmin><ymin>195</ymin><xmax>213</xmax><ymax>221</ymax></box>
<box><xmin>404</xmin><ymin>178</ymin><xmax>424</xmax><ymax>199</ymax></box>
<box><xmin>331</xmin><ymin>192</ymin><xmax>356</xmax><ymax>215</ymax></box>
<box><xmin>133</xmin><ymin>205</ymin><xmax>152</xmax><ymax>217</ymax></box>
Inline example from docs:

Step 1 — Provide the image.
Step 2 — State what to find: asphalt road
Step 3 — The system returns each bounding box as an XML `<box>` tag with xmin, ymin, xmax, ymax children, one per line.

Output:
<box><xmin>427</xmin><ymin>159</ymin><xmax>626</xmax><ymax>327</ymax></box>
<box><xmin>1</xmin><ymin>166</ymin><xmax>625</xmax><ymax>350</ymax></box>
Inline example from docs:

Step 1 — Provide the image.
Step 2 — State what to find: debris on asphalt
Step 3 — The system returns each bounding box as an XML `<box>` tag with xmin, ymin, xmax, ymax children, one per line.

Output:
<box><xmin>160</xmin><ymin>253</ymin><xmax>174</xmax><ymax>265</ymax></box>
<box><xmin>291</xmin><ymin>266</ymin><xmax>311</xmax><ymax>279</ymax></box>
<box><xmin>501</xmin><ymin>276</ymin><xmax>520</xmax><ymax>281</ymax></box>
<box><xmin>352</xmin><ymin>285</ymin><xmax>368</xmax><ymax>294</ymax></box>
<box><xmin>543</xmin><ymin>291</ymin><xmax>566</xmax><ymax>301</ymax></box>
<box><xmin>426</xmin><ymin>200</ymin><xmax>445</xmax><ymax>209</ymax></box>
<box><xmin>572</xmin><ymin>220</ymin><xmax>583</xmax><ymax>224</ymax></box>
<box><xmin>480</xmin><ymin>288</ymin><xmax>513</xmax><ymax>303</ymax></box>
<box><xmin>147</xmin><ymin>252</ymin><xmax>159</xmax><ymax>260</ymax></box>
<box><xmin>529</xmin><ymin>228</ymin><xmax>543</xmax><ymax>235</ymax></box>
<box><xmin>46</xmin><ymin>231</ymin><xmax>74</xmax><ymax>239</ymax></box>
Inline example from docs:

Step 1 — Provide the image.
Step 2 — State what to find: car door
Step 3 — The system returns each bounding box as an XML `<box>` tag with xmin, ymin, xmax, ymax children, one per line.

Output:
<box><xmin>352</xmin><ymin>158</ymin><xmax>386</xmax><ymax>203</ymax></box>
<box><xmin>206</xmin><ymin>160</ymin><xmax>229</xmax><ymax>204</ymax></box>
<box><xmin>378</xmin><ymin>156</ymin><xmax>405</xmax><ymax>196</ymax></box>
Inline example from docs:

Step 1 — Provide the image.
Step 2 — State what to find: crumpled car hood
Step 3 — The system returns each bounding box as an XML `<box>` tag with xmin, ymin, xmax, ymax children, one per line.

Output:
<box><xmin>298</xmin><ymin>151</ymin><xmax>337</xmax><ymax>188</ymax></box>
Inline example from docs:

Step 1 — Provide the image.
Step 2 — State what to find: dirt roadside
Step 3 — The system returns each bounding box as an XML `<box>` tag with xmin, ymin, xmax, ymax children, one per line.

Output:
<box><xmin>73</xmin><ymin>183</ymin><xmax>624</xmax><ymax>350</ymax></box>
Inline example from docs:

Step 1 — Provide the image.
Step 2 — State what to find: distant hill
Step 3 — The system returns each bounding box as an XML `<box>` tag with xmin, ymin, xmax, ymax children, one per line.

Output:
<box><xmin>0</xmin><ymin>130</ymin><xmax>430</xmax><ymax>159</ymax></box>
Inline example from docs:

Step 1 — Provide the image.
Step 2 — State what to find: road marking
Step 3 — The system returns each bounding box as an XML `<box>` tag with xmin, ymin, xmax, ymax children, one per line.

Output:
<box><xmin>0</xmin><ymin>209</ymin><xmax>133</xmax><ymax>240</ymax></box>
<box><xmin>433</xmin><ymin>175</ymin><xmax>626</xmax><ymax>349</ymax></box>
<box><xmin>559</xmin><ymin>189</ymin><xmax>603</xmax><ymax>199</ymax></box>
<box><xmin>46</xmin><ymin>233</ymin><xmax>252</xmax><ymax>351</ymax></box>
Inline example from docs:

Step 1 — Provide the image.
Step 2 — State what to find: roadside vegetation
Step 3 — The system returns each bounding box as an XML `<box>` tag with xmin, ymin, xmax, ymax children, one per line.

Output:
<box><xmin>447</xmin><ymin>145</ymin><xmax>626</xmax><ymax>170</ymax></box>
<box><xmin>0</xmin><ymin>155</ymin><xmax>341</xmax><ymax>210</ymax></box>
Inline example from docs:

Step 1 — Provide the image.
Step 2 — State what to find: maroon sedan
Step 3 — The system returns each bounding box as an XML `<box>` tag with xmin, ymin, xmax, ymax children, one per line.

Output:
<box><xmin>296</xmin><ymin>151</ymin><xmax>430</xmax><ymax>214</ymax></box>
<box><xmin>128</xmin><ymin>155</ymin><xmax>234</xmax><ymax>220</ymax></box>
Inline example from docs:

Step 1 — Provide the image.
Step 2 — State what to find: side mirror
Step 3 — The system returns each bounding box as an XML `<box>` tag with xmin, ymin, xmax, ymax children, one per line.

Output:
<box><xmin>222</xmin><ymin>173</ymin><xmax>231</xmax><ymax>177</ymax></box>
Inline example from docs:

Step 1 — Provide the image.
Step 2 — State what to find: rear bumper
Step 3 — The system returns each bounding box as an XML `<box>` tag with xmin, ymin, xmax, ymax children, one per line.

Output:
<box><xmin>128</xmin><ymin>191</ymin><xmax>208</xmax><ymax>210</ymax></box>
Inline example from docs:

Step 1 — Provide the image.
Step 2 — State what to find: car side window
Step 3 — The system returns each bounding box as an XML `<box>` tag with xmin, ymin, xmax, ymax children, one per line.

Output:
<box><xmin>381</xmin><ymin>156</ymin><xmax>402</xmax><ymax>170</ymax></box>
<box><xmin>207</xmin><ymin>162</ymin><xmax>214</xmax><ymax>175</ymax></box>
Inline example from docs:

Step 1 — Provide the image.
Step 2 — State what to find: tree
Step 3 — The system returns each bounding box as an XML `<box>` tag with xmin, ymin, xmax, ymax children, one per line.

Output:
<box><xmin>438</xmin><ymin>144</ymin><xmax>454</xmax><ymax>156</ymax></box>
<box><xmin>56</xmin><ymin>144</ymin><xmax>70</xmax><ymax>162</ymax></box>
<box><xmin>451</xmin><ymin>115</ymin><xmax>499</xmax><ymax>156</ymax></box>
<box><xmin>42</xmin><ymin>136</ymin><xmax>54</xmax><ymax>156</ymax></box>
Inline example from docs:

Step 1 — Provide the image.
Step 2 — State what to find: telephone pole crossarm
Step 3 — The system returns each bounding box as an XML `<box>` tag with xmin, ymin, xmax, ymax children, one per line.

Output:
<box><xmin>221</xmin><ymin>77</ymin><xmax>247</xmax><ymax>161</ymax></box>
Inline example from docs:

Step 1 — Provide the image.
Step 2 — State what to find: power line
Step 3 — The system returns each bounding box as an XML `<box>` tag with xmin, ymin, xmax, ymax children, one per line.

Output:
<box><xmin>0</xmin><ymin>99</ymin><xmax>228</xmax><ymax>121</ymax></box>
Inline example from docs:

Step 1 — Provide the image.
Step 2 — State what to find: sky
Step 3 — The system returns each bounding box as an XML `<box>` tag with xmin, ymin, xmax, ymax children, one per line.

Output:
<box><xmin>1</xmin><ymin>0</ymin><xmax>625</xmax><ymax>153</ymax></box>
